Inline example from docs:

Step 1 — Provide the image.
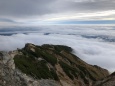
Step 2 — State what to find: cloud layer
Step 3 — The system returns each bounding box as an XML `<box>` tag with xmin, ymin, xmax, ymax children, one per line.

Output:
<box><xmin>0</xmin><ymin>0</ymin><xmax>115</xmax><ymax>16</ymax></box>
<box><xmin>0</xmin><ymin>0</ymin><xmax>115</xmax><ymax>24</ymax></box>
<box><xmin>0</xmin><ymin>25</ymin><xmax>115</xmax><ymax>72</ymax></box>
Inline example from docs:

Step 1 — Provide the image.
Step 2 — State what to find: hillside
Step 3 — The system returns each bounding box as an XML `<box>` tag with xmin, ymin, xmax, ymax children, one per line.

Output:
<box><xmin>0</xmin><ymin>43</ymin><xmax>109</xmax><ymax>86</ymax></box>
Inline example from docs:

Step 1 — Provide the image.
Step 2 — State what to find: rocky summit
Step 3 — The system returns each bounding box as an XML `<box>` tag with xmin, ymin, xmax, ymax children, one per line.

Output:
<box><xmin>0</xmin><ymin>43</ymin><xmax>110</xmax><ymax>86</ymax></box>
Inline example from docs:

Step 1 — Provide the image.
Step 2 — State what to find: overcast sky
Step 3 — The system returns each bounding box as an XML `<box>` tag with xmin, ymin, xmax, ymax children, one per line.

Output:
<box><xmin>0</xmin><ymin>0</ymin><xmax>115</xmax><ymax>25</ymax></box>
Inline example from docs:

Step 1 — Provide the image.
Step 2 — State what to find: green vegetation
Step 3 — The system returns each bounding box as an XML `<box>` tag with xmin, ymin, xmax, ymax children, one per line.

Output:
<box><xmin>78</xmin><ymin>65</ymin><xmax>97</xmax><ymax>83</ymax></box>
<box><xmin>14</xmin><ymin>54</ymin><xmax>58</xmax><ymax>80</ymax></box>
<box><xmin>23</xmin><ymin>46</ymin><xmax>57</xmax><ymax>66</ymax></box>
<box><xmin>41</xmin><ymin>52</ymin><xmax>57</xmax><ymax>66</ymax></box>
<box><xmin>111</xmin><ymin>72</ymin><xmax>115</xmax><ymax>76</ymax></box>
<box><xmin>54</xmin><ymin>45</ymin><xmax>72</xmax><ymax>52</ymax></box>
<box><xmin>0</xmin><ymin>52</ymin><xmax>3</xmax><ymax>60</ymax></box>
<box><xmin>59</xmin><ymin>61</ymin><xmax>78</xmax><ymax>80</ymax></box>
<box><xmin>14</xmin><ymin>44</ymin><xmax>59</xmax><ymax>80</ymax></box>
<box><xmin>42</xmin><ymin>44</ymin><xmax>72</xmax><ymax>53</ymax></box>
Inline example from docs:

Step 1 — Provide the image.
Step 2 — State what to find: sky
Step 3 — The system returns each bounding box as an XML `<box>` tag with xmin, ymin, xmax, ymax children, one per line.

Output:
<box><xmin>0</xmin><ymin>0</ymin><xmax>115</xmax><ymax>25</ymax></box>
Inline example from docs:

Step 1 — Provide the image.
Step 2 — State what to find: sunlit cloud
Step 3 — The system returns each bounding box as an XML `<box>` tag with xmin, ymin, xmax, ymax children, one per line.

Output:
<box><xmin>43</xmin><ymin>10</ymin><xmax>115</xmax><ymax>21</ymax></box>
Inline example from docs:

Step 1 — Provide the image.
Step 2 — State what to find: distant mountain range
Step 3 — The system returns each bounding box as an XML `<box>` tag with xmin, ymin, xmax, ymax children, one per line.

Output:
<box><xmin>0</xmin><ymin>43</ymin><xmax>114</xmax><ymax>86</ymax></box>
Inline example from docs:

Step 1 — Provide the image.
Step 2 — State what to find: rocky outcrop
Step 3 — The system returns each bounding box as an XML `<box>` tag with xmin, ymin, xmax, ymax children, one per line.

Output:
<box><xmin>0</xmin><ymin>51</ymin><xmax>60</xmax><ymax>86</ymax></box>
<box><xmin>0</xmin><ymin>51</ymin><xmax>27</xmax><ymax>86</ymax></box>
<box><xmin>0</xmin><ymin>43</ymin><xmax>109</xmax><ymax>86</ymax></box>
<box><xmin>94</xmin><ymin>72</ymin><xmax>115</xmax><ymax>86</ymax></box>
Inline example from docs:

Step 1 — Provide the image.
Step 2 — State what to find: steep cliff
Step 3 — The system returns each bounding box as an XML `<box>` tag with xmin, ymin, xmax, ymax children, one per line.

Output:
<box><xmin>0</xmin><ymin>43</ymin><xmax>109</xmax><ymax>86</ymax></box>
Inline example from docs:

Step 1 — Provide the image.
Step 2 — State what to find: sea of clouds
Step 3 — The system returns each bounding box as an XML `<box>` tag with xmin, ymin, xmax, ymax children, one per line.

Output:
<box><xmin>0</xmin><ymin>25</ymin><xmax>115</xmax><ymax>72</ymax></box>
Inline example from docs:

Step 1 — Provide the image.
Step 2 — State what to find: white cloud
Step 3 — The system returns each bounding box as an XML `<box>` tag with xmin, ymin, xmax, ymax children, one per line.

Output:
<box><xmin>42</xmin><ymin>10</ymin><xmax>115</xmax><ymax>22</ymax></box>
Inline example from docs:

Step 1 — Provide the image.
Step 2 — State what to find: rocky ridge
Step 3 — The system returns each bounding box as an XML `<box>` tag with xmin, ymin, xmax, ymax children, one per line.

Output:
<box><xmin>0</xmin><ymin>43</ymin><xmax>109</xmax><ymax>86</ymax></box>
<box><xmin>94</xmin><ymin>72</ymin><xmax>115</xmax><ymax>86</ymax></box>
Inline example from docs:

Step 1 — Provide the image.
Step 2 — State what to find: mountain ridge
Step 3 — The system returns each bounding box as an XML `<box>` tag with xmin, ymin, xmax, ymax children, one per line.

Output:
<box><xmin>0</xmin><ymin>43</ymin><xmax>109</xmax><ymax>86</ymax></box>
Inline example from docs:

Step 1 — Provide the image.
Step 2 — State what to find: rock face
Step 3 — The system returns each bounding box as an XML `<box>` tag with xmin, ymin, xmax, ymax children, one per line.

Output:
<box><xmin>0</xmin><ymin>52</ymin><xmax>27</xmax><ymax>86</ymax></box>
<box><xmin>0</xmin><ymin>43</ymin><xmax>109</xmax><ymax>86</ymax></box>
<box><xmin>94</xmin><ymin>72</ymin><xmax>115</xmax><ymax>86</ymax></box>
<box><xmin>0</xmin><ymin>51</ymin><xmax>60</xmax><ymax>86</ymax></box>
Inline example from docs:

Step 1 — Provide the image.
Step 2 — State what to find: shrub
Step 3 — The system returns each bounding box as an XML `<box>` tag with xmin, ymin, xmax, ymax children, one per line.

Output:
<box><xmin>59</xmin><ymin>61</ymin><xmax>78</xmax><ymax>80</ymax></box>
<box><xmin>14</xmin><ymin>54</ymin><xmax>58</xmax><ymax>80</ymax></box>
